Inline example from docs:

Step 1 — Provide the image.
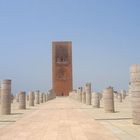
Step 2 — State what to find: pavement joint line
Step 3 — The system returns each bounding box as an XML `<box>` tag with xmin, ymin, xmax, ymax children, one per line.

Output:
<box><xmin>106</xmin><ymin>120</ymin><xmax>140</xmax><ymax>140</ymax></box>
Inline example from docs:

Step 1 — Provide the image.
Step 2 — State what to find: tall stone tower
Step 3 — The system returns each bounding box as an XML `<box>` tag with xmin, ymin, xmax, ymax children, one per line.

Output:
<box><xmin>52</xmin><ymin>41</ymin><xmax>73</xmax><ymax>96</ymax></box>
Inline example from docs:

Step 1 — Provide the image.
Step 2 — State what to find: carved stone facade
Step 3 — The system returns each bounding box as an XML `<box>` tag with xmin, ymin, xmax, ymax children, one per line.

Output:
<box><xmin>52</xmin><ymin>41</ymin><xmax>73</xmax><ymax>96</ymax></box>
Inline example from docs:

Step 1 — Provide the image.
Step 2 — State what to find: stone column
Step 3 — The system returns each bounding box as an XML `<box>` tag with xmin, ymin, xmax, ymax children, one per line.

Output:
<box><xmin>121</xmin><ymin>90</ymin><xmax>126</xmax><ymax>99</ymax></box>
<box><xmin>44</xmin><ymin>93</ymin><xmax>47</xmax><ymax>102</ymax></box>
<box><xmin>114</xmin><ymin>91</ymin><xmax>118</xmax><ymax>99</ymax></box>
<box><xmin>26</xmin><ymin>95</ymin><xmax>29</xmax><ymax>102</ymax></box>
<box><xmin>46</xmin><ymin>93</ymin><xmax>48</xmax><ymax>101</ymax></box>
<box><xmin>103</xmin><ymin>87</ymin><xmax>114</xmax><ymax>113</ymax></box>
<box><xmin>35</xmin><ymin>90</ymin><xmax>40</xmax><ymax>104</ymax></box>
<box><xmin>92</xmin><ymin>92</ymin><xmax>100</xmax><ymax>108</ymax></box>
<box><xmin>40</xmin><ymin>92</ymin><xmax>43</xmax><ymax>103</ymax></box>
<box><xmin>43</xmin><ymin>93</ymin><xmax>46</xmax><ymax>103</ymax></box>
<box><xmin>78</xmin><ymin>87</ymin><xmax>82</xmax><ymax>102</ymax></box>
<box><xmin>128</xmin><ymin>82</ymin><xmax>132</xmax><ymax>95</ymax></box>
<box><xmin>85</xmin><ymin>83</ymin><xmax>91</xmax><ymax>105</ymax></box>
<box><xmin>11</xmin><ymin>94</ymin><xmax>14</xmax><ymax>103</ymax></box>
<box><xmin>130</xmin><ymin>64</ymin><xmax>140</xmax><ymax>125</ymax></box>
<box><xmin>19</xmin><ymin>91</ymin><xmax>26</xmax><ymax>109</ymax></box>
<box><xmin>47</xmin><ymin>93</ymin><xmax>50</xmax><ymax>101</ymax></box>
<box><xmin>99</xmin><ymin>93</ymin><xmax>103</xmax><ymax>101</ymax></box>
<box><xmin>0</xmin><ymin>80</ymin><xmax>11</xmax><ymax>115</ymax></box>
<box><xmin>29</xmin><ymin>91</ymin><xmax>34</xmax><ymax>106</ymax></box>
<box><xmin>118</xmin><ymin>93</ymin><xmax>122</xmax><ymax>102</ymax></box>
<box><xmin>16</xmin><ymin>93</ymin><xmax>19</xmax><ymax>102</ymax></box>
<box><xmin>82</xmin><ymin>92</ymin><xmax>86</xmax><ymax>104</ymax></box>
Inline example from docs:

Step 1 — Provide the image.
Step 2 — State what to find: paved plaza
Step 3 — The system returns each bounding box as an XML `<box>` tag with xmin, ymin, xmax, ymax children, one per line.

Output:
<box><xmin>0</xmin><ymin>97</ymin><xmax>140</xmax><ymax>140</ymax></box>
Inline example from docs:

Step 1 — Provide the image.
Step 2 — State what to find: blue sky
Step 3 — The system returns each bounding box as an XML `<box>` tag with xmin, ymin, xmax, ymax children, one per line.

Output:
<box><xmin>0</xmin><ymin>0</ymin><xmax>140</xmax><ymax>94</ymax></box>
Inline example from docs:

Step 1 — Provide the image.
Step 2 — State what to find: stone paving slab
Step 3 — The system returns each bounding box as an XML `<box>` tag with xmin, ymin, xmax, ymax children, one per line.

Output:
<box><xmin>72</xmin><ymin>96</ymin><xmax>140</xmax><ymax>140</ymax></box>
<box><xmin>0</xmin><ymin>100</ymin><xmax>39</xmax><ymax>128</ymax></box>
<box><xmin>0</xmin><ymin>97</ymin><xmax>120</xmax><ymax>140</ymax></box>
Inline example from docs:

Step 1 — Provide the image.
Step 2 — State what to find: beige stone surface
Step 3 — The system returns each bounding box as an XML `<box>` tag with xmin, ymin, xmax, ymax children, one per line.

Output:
<box><xmin>0</xmin><ymin>97</ymin><xmax>139</xmax><ymax>140</ymax></box>
<box><xmin>0</xmin><ymin>80</ymin><xmax>11</xmax><ymax>115</ymax></box>
<box><xmin>82</xmin><ymin>96</ymin><xmax>140</xmax><ymax>140</ymax></box>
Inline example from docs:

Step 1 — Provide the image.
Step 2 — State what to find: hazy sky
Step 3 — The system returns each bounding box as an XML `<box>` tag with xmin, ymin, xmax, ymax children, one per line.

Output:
<box><xmin>0</xmin><ymin>0</ymin><xmax>140</xmax><ymax>94</ymax></box>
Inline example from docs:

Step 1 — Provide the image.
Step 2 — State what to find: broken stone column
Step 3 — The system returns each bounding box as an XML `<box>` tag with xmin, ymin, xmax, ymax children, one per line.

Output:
<box><xmin>43</xmin><ymin>93</ymin><xmax>46</xmax><ymax>103</ymax></box>
<box><xmin>85</xmin><ymin>83</ymin><xmax>91</xmax><ymax>105</ymax></box>
<box><xmin>99</xmin><ymin>93</ymin><xmax>103</xmax><ymax>101</ymax></box>
<box><xmin>121</xmin><ymin>90</ymin><xmax>126</xmax><ymax>99</ymax></box>
<box><xmin>19</xmin><ymin>91</ymin><xmax>26</xmax><ymax>109</ymax></box>
<box><xmin>29</xmin><ymin>91</ymin><xmax>34</xmax><ymax>106</ymax></box>
<box><xmin>130</xmin><ymin>64</ymin><xmax>140</xmax><ymax>125</ymax></box>
<box><xmin>46</xmin><ymin>93</ymin><xmax>49</xmax><ymax>101</ymax></box>
<box><xmin>103</xmin><ymin>87</ymin><xmax>114</xmax><ymax>113</ymax></box>
<box><xmin>26</xmin><ymin>95</ymin><xmax>29</xmax><ymax>102</ymax></box>
<box><xmin>47</xmin><ymin>93</ymin><xmax>51</xmax><ymax>101</ymax></box>
<box><xmin>35</xmin><ymin>90</ymin><xmax>40</xmax><ymax>104</ymax></box>
<box><xmin>16</xmin><ymin>93</ymin><xmax>19</xmax><ymax>102</ymax></box>
<box><xmin>77</xmin><ymin>88</ymin><xmax>80</xmax><ymax>101</ymax></box>
<box><xmin>45</xmin><ymin>94</ymin><xmax>47</xmax><ymax>102</ymax></box>
<box><xmin>128</xmin><ymin>82</ymin><xmax>132</xmax><ymax>95</ymax></box>
<box><xmin>118</xmin><ymin>93</ymin><xmax>122</xmax><ymax>102</ymax></box>
<box><xmin>92</xmin><ymin>92</ymin><xmax>100</xmax><ymax>108</ymax></box>
<box><xmin>82</xmin><ymin>92</ymin><xmax>86</xmax><ymax>104</ymax></box>
<box><xmin>78</xmin><ymin>87</ymin><xmax>82</xmax><ymax>102</ymax></box>
<box><xmin>0</xmin><ymin>80</ymin><xmax>11</xmax><ymax>115</ymax></box>
<box><xmin>114</xmin><ymin>91</ymin><xmax>118</xmax><ymax>99</ymax></box>
<box><xmin>11</xmin><ymin>94</ymin><xmax>14</xmax><ymax>103</ymax></box>
<box><xmin>40</xmin><ymin>92</ymin><xmax>43</xmax><ymax>103</ymax></box>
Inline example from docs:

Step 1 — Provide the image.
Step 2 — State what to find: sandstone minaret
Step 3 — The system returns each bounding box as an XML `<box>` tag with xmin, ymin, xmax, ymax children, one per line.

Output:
<box><xmin>52</xmin><ymin>41</ymin><xmax>73</xmax><ymax>96</ymax></box>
